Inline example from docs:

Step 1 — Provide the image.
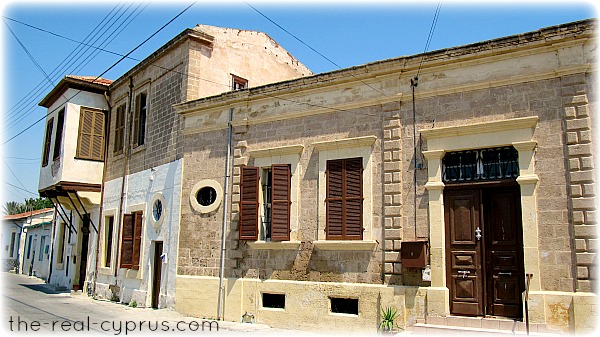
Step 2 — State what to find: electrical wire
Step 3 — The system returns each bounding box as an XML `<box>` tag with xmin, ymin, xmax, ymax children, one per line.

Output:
<box><xmin>416</xmin><ymin>2</ymin><xmax>442</xmax><ymax>79</ymax></box>
<box><xmin>4</xmin><ymin>161</ymin><xmax>29</xmax><ymax>193</ymax></box>
<box><xmin>2</xmin><ymin>181</ymin><xmax>39</xmax><ymax>197</ymax></box>
<box><xmin>3</xmin><ymin>4</ymin><xmax>124</xmax><ymax>127</ymax></box>
<box><xmin>245</xmin><ymin>1</ymin><xmax>391</xmax><ymax>99</ymax></box>
<box><xmin>4</xmin><ymin>6</ymin><xmax>385</xmax><ymax>140</ymax></box>
<box><xmin>3</xmin><ymin>3</ymin><xmax>141</xmax><ymax>132</ymax></box>
<box><xmin>3</xmin><ymin>2</ymin><xmax>196</xmax><ymax>145</ymax></box>
<box><xmin>5</xmin><ymin>1</ymin><xmax>417</xmax><ymax>148</ymax></box>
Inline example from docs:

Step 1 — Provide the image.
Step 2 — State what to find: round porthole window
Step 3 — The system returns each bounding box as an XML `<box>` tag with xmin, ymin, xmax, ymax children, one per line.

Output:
<box><xmin>152</xmin><ymin>199</ymin><xmax>163</xmax><ymax>221</ymax></box>
<box><xmin>190</xmin><ymin>179</ymin><xmax>223</xmax><ymax>214</ymax></box>
<box><xmin>197</xmin><ymin>186</ymin><xmax>217</xmax><ymax>206</ymax></box>
<box><xmin>149</xmin><ymin>193</ymin><xmax>166</xmax><ymax>229</ymax></box>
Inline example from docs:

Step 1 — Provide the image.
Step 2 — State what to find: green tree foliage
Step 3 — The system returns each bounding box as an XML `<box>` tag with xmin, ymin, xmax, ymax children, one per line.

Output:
<box><xmin>2</xmin><ymin>197</ymin><xmax>53</xmax><ymax>215</ymax></box>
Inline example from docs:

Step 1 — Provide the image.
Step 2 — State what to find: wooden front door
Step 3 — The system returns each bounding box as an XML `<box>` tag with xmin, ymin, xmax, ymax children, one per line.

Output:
<box><xmin>151</xmin><ymin>241</ymin><xmax>163</xmax><ymax>309</ymax></box>
<box><xmin>445</xmin><ymin>185</ymin><xmax>524</xmax><ymax>318</ymax></box>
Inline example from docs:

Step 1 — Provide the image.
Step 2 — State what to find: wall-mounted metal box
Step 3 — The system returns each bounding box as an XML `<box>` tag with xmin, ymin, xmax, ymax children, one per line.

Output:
<box><xmin>401</xmin><ymin>241</ymin><xmax>427</xmax><ymax>268</ymax></box>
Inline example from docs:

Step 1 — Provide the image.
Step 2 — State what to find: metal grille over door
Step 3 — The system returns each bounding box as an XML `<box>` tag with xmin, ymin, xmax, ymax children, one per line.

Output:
<box><xmin>442</xmin><ymin>147</ymin><xmax>519</xmax><ymax>182</ymax></box>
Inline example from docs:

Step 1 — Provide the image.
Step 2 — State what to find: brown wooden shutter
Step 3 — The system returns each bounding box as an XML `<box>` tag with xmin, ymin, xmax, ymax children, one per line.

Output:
<box><xmin>270</xmin><ymin>164</ymin><xmax>291</xmax><ymax>241</ymax></box>
<box><xmin>133</xmin><ymin>94</ymin><xmax>141</xmax><ymax>147</ymax></box>
<box><xmin>131</xmin><ymin>212</ymin><xmax>143</xmax><ymax>270</ymax></box>
<box><xmin>120</xmin><ymin>214</ymin><xmax>134</xmax><ymax>269</ymax></box>
<box><xmin>92</xmin><ymin>110</ymin><xmax>105</xmax><ymax>160</ymax></box>
<box><xmin>78</xmin><ymin>109</ymin><xmax>93</xmax><ymax>158</ymax></box>
<box><xmin>42</xmin><ymin>118</ymin><xmax>54</xmax><ymax>167</ymax></box>
<box><xmin>239</xmin><ymin>166</ymin><xmax>259</xmax><ymax>240</ymax></box>
<box><xmin>113</xmin><ymin>105</ymin><xmax>125</xmax><ymax>154</ymax></box>
<box><xmin>326</xmin><ymin>158</ymin><xmax>363</xmax><ymax>240</ymax></box>
<box><xmin>326</xmin><ymin>159</ymin><xmax>344</xmax><ymax>239</ymax></box>
<box><xmin>77</xmin><ymin>108</ymin><xmax>105</xmax><ymax>160</ymax></box>
<box><xmin>344</xmin><ymin>158</ymin><xmax>363</xmax><ymax>240</ymax></box>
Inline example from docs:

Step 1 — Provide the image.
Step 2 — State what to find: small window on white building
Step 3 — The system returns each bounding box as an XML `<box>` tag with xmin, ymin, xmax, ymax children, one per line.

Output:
<box><xmin>232</xmin><ymin>75</ymin><xmax>248</xmax><ymax>91</ymax></box>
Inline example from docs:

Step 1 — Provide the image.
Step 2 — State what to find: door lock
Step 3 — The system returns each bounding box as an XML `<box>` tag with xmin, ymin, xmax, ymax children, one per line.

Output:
<box><xmin>475</xmin><ymin>227</ymin><xmax>482</xmax><ymax>241</ymax></box>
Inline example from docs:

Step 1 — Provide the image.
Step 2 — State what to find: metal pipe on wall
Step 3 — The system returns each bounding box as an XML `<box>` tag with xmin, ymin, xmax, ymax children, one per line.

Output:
<box><xmin>217</xmin><ymin>108</ymin><xmax>234</xmax><ymax>320</ymax></box>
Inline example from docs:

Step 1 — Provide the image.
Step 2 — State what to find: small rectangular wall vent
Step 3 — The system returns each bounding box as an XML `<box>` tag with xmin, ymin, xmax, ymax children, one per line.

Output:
<box><xmin>262</xmin><ymin>293</ymin><xmax>285</xmax><ymax>309</ymax></box>
<box><xmin>330</xmin><ymin>297</ymin><xmax>358</xmax><ymax>315</ymax></box>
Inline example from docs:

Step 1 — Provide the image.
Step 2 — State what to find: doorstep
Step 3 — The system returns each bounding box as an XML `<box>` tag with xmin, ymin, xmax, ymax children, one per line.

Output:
<box><xmin>408</xmin><ymin>316</ymin><xmax>561</xmax><ymax>336</ymax></box>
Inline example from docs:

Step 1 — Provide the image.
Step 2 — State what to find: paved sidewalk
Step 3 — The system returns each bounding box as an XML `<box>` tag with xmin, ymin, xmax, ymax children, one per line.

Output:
<box><xmin>36</xmin><ymin>279</ymin><xmax>334</xmax><ymax>335</ymax></box>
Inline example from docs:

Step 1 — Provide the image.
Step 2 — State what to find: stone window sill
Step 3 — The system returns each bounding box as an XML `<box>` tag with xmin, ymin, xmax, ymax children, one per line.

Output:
<box><xmin>313</xmin><ymin>240</ymin><xmax>377</xmax><ymax>251</ymax></box>
<box><xmin>247</xmin><ymin>241</ymin><xmax>301</xmax><ymax>250</ymax></box>
<box><xmin>98</xmin><ymin>267</ymin><xmax>112</xmax><ymax>276</ymax></box>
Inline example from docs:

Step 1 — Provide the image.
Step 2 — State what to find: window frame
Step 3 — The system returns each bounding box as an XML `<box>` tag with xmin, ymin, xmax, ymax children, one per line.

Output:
<box><xmin>41</xmin><ymin>117</ymin><xmax>54</xmax><ymax>167</ymax></box>
<box><xmin>232</xmin><ymin>74</ymin><xmax>248</xmax><ymax>91</ymax></box>
<box><xmin>239</xmin><ymin>163</ymin><xmax>294</xmax><ymax>242</ymax></box>
<box><xmin>133</xmin><ymin>92</ymin><xmax>147</xmax><ymax>148</ymax></box>
<box><xmin>104</xmin><ymin>215</ymin><xmax>114</xmax><ymax>268</ymax></box>
<box><xmin>325</xmin><ymin>157</ymin><xmax>364</xmax><ymax>240</ymax></box>
<box><xmin>76</xmin><ymin>107</ymin><xmax>106</xmax><ymax>161</ymax></box>
<box><xmin>56</xmin><ymin>221</ymin><xmax>65</xmax><ymax>264</ymax></box>
<box><xmin>113</xmin><ymin>104</ymin><xmax>126</xmax><ymax>155</ymax></box>
<box><xmin>119</xmin><ymin>211</ymin><xmax>143</xmax><ymax>270</ymax></box>
<box><xmin>52</xmin><ymin>108</ymin><xmax>65</xmax><ymax>161</ymax></box>
<box><xmin>314</xmin><ymin>136</ymin><xmax>376</xmax><ymax>243</ymax></box>
<box><xmin>9</xmin><ymin>232</ymin><xmax>17</xmax><ymax>258</ymax></box>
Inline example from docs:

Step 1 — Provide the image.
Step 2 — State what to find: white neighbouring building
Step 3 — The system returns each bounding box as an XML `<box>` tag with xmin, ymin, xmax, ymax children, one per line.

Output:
<box><xmin>37</xmin><ymin>75</ymin><xmax>112</xmax><ymax>292</ymax></box>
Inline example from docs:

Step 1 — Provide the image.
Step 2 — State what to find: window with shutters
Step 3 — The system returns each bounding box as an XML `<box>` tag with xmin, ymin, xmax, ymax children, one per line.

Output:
<box><xmin>239</xmin><ymin>164</ymin><xmax>291</xmax><ymax>241</ymax></box>
<box><xmin>113</xmin><ymin>104</ymin><xmax>126</xmax><ymax>154</ymax></box>
<box><xmin>120</xmin><ymin>211</ymin><xmax>143</xmax><ymax>270</ymax></box>
<box><xmin>41</xmin><ymin>117</ymin><xmax>54</xmax><ymax>167</ymax></box>
<box><xmin>326</xmin><ymin>157</ymin><xmax>363</xmax><ymax>240</ymax></box>
<box><xmin>133</xmin><ymin>92</ymin><xmax>147</xmax><ymax>148</ymax></box>
<box><xmin>76</xmin><ymin>107</ymin><xmax>105</xmax><ymax>161</ymax></box>
<box><xmin>53</xmin><ymin>108</ymin><xmax>65</xmax><ymax>161</ymax></box>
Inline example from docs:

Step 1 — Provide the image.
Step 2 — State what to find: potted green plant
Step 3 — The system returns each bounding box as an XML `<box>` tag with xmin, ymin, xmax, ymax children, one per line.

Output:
<box><xmin>380</xmin><ymin>306</ymin><xmax>399</xmax><ymax>334</ymax></box>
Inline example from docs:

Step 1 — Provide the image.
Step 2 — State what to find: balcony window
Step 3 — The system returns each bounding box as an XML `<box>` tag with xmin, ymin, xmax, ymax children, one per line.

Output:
<box><xmin>52</xmin><ymin>108</ymin><xmax>65</xmax><ymax>161</ymax></box>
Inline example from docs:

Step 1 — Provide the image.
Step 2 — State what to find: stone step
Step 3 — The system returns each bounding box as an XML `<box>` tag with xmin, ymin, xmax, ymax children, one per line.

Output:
<box><xmin>408</xmin><ymin>316</ymin><xmax>561</xmax><ymax>336</ymax></box>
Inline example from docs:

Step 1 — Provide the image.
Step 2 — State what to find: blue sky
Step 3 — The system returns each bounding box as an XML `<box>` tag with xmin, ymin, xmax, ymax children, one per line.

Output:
<box><xmin>0</xmin><ymin>0</ymin><xmax>596</xmax><ymax>206</ymax></box>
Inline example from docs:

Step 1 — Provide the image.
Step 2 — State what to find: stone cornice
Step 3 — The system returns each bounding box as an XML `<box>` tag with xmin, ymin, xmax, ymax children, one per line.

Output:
<box><xmin>248</xmin><ymin>145</ymin><xmax>304</xmax><ymax>158</ymax></box>
<box><xmin>420</xmin><ymin>116</ymin><xmax>539</xmax><ymax>140</ymax></box>
<box><xmin>312</xmin><ymin>136</ymin><xmax>377</xmax><ymax>151</ymax></box>
<box><xmin>175</xmin><ymin>20</ymin><xmax>593</xmax><ymax>116</ymax></box>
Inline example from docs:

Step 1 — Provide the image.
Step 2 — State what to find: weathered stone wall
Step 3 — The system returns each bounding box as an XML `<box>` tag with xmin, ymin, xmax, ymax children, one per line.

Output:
<box><xmin>178</xmin><ymin>107</ymin><xmax>385</xmax><ymax>284</ymax></box>
<box><xmin>409</xmin><ymin>78</ymin><xmax>578</xmax><ymax>292</ymax></box>
<box><xmin>106</xmin><ymin>41</ymin><xmax>189</xmax><ymax>182</ymax></box>
<box><xmin>174</xmin><ymin>19</ymin><xmax>596</xmax><ymax>332</ymax></box>
<box><xmin>561</xmin><ymin>72</ymin><xmax>596</xmax><ymax>292</ymax></box>
<box><xmin>106</xmin><ymin>26</ymin><xmax>311</xmax><ymax>182</ymax></box>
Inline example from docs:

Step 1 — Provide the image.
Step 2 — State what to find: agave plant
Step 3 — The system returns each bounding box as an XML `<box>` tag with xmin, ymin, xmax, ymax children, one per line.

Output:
<box><xmin>380</xmin><ymin>306</ymin><xmax>399</xmax><ymax>332</ymax></box>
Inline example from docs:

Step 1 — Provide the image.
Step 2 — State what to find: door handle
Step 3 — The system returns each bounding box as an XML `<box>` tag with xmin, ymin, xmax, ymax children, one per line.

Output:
<box><xmin>475</xmin><ymin>227</ymin><xmax>482</xmax><ymax>241</ymax></box>
<box><xmin>458</xmin><ymin>270</ymin><xmax>471</xmax><ymax>278</ymax></box>
<box><xmin>498</xmin><ymin>272</ymin><xmax>512</xmax><ymax>276</ymax></box>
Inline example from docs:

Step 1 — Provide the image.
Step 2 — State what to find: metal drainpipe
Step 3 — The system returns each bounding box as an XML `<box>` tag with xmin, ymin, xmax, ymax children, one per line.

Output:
<box><xmin>217</xmin><ymin>108</ymin><xmax>234</xmax><ymax>320</ymax></box>
<box><xmin>93</xmin><ymin>90</ymin><xmax>111</xmax><ymax>296</ymax></box>
<box><xmin>47</xmin><ymin>208</ymin><xmax>58</xmax><ymax>284</ymax></box>
<box><xmin>115</xmin><ymin>77</ymin><xmax>135</xmax><ymax>278</ymax></box>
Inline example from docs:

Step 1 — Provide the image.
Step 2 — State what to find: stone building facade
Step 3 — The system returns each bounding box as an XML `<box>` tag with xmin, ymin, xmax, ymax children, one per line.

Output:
<box><xmin>174</xmin><ymin>20</ymin><xmax>596</xmax><ymax>333</ymax></box>
<box><xmin>95</xmin><ymin>24</ymin><xmax>310</xmax><ymax>308</ymax></box>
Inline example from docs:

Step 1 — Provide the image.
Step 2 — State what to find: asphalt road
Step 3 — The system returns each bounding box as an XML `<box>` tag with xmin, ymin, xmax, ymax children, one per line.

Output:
<box><xmin>1</xmin><ymin>272</ymin><xmax>333</xmax><ymax>336</ymax></box>
<box><xmin>1</xmin><ymin>272</ymin><xmax>268</xmax><ymax>335</ymax></box>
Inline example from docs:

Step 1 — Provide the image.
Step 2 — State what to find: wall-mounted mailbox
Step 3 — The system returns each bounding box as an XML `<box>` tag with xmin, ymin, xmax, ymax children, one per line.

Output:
<box><xmin>401</xmin><ymin>241</ymin><xmax>427</xmax><ymax>268</ymax></box>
